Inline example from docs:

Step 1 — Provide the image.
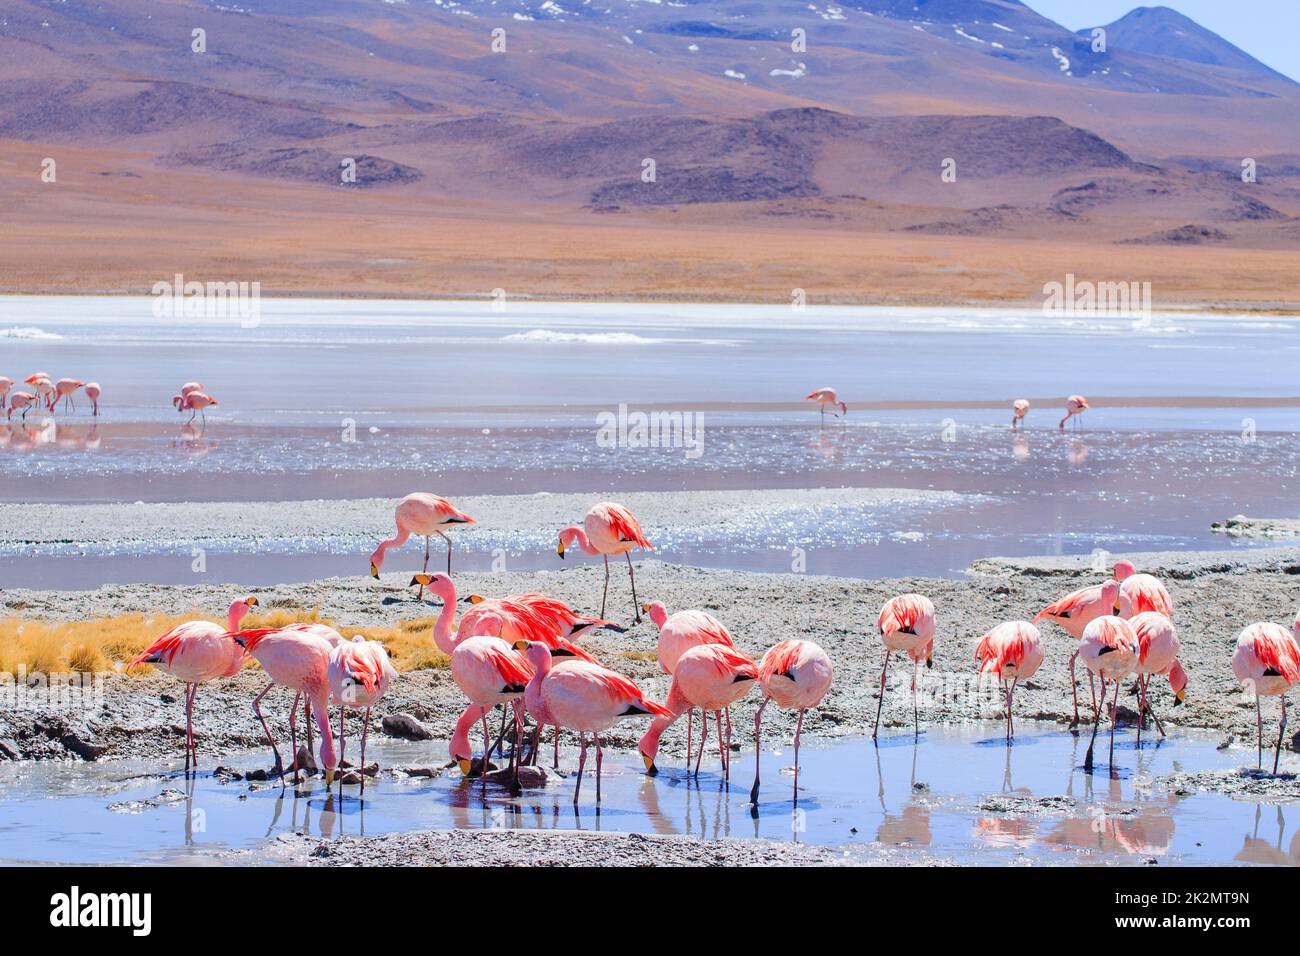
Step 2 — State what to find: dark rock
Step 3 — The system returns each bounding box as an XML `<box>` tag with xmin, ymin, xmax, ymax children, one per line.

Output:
<box><xmin>60</xmin><ymin>732</ymin><xmax>108</xmax><ymax>761</ymax></box>
<box><xmin>0</xmin><ymin>738</ymin><xmax>21</xmax><ymax>760</ymax></box>
<box><xmin>382</xmin><ymin>713</ymin><xmax>432</xmax><ymax>740</ymax></box>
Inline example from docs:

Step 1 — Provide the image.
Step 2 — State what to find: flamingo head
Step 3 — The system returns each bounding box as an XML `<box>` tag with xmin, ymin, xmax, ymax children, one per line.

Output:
<box><xmin>1169</xmin><ymin>660</ymin><xmax>1188</xmax><ymax>705</ymax></box>
<box><xmin>410</xmin><ymin>571</ymin><xmax>456</xmax><ymax>605</ymax></box>
<box><xmin>1102</xmin><ymin>579</ymin><xmax>1121</xmax><ymax>616</ymax></box>
<box><xmin>172</xmin><ymin>395</ymin><xmax>182</xmax><ymax>409</ymax></box>
<box><xmin>839</xmin><ymin>401</ymin><xmax>848</xmax><ymax>415</ymax></box>
<box><xmin>641</xmin><ymin>600</ymin><xmax>668</xmax><ymax>628</ymax></box>
<box><xmin>1112</xmin><ymin>560</ymin><xmax>1137</xmax><ymax>582</ymax></box>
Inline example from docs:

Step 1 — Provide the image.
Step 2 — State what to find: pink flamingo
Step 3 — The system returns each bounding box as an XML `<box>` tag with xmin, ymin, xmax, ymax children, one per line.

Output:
<box><xmin>370</xmin><ymin>492</ymin><xmax>475</xmax><ymax>596</ymax></box>
<box><xmin>177</xmin><ymin>391</ymin><xmax>218</xmax><ymax>424</ymax></box>
<box><xmin>557</xmin><ymin>501</ymin><xmax>653</xmax><ymax>624</ymax></box>
<box><xmin>130</xmin><ymin>596</ymin><xmax>257</xmax><ymax>773</ymax></box>
<box><xmin>280</xmin><ymin>621</ymin><xmax>344</xmax><ymax>755</ymax></box>
<box><xmin>417</xmin><ymin>572</ymin><xmax>533</xmax><ymax>789</ymax></box>
<box><xmin>6</xmin><ymin>392</ymin><xmax>35</xmax><ymax>422</ymax></box>
<box><xmin>873</xmin><ymin>593</ymin><xmax>936</xmax><ymax>739</ymax></box>
<box><xmin>84</xmin><ymin>382</ymin><xmax>101</xmax><ymax>417</ymax></box>
<box><xmin>226</xmin><ymin>626</ymin><xmax>337</xmax><ymax>786</ymax></box>
<box><xmin>181</xmin><ymin>382</ymin><xmax>205</xmax><ymax>398</ymax></box>
<box><xmin>32</xmin><ymin>376</ymin><xmax>54</xmax><ymax>412</ymax></box>
<box><xmin>328</xmin><ymin>636</ymin><xmax>397</xmax><ymax>792</ymax></box>
<box><xmin>1115</xmin><ymin>561</ymin><xmax>1172</xmax><ymax>618</ymax></box>
<box><xmin>1130</xmin><ymin>611</ymin><xmax>1186</xmax><ymax>741</ymax></box>
<box><xmin>750</xmin><ymin>639</ymin><xmax>833</xmax><ymax>806</ymax></box>
<box><xmin>54</xmin><ymin>378</ymin><xmax>84</xmax><ymax>413</ymax></box>
<box><xmin>974</xmin><ymin>621</ymin><xmax>1045</xmax><ymax>741</ymax></box>
<box><xmin>1078</xmin><ymin>616</ymin><xmax>1139</xmax><ymax>771</ymax></box>
<box><xmin>0</xmin><ymin>377</ymin><xmax>11</xmax><ymax>411</ymax></box>
<box><xmin>1231</xmin><ymin>622</ymin><xmax>1300</xmax><ymax>773</ymax></box>
<box><xmin>638</xmin><ymin>644</ymin><xmax>758</xmax><ymax>779</ymax></box>
<box><xmin>644</xmin><ymin>599</ymin><xmax>736</xmax><ymax>763</ymax></box>
<box><xmin>1011</xmin><ymin>399</ymin><xmax>1030</xmax><ymax>428</ymax></box>
<box><xmin>516</xmin><ymin>640</ymin><xmax>671</xmax><ymax>804</ymax></box>
<box><xmin>805</xmin><ymin>386</ymin><xmax>847</xmax><ymax>421</ymax></box>
<box><xmin>1058</xmin><ymin>394</ymin><xmax>1089</xmax><ymax>430</ymax></box>
<box><xmin>1034</xmin><ymin>576</ymin><xmax>1122</xmax><ymax>727</ymax></box>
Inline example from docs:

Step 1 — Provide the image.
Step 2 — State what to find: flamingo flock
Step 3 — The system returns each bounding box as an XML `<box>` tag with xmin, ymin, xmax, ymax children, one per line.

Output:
<box><xmin>806</xmin><ymin>386</ymin><xmax>1092</xmax><ymax>433</ymax></box>
<box><xmin>1</xmin><ymin>372</ymin><xmax>100</xmax><ymax>421</ymax></box>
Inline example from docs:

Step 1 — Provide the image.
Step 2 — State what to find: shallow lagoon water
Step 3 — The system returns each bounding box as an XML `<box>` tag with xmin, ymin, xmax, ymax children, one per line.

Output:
<box><xmin>0</xmin><ymin>722</ymin><xmax>1294</xmax><ymax>866</ymax></box>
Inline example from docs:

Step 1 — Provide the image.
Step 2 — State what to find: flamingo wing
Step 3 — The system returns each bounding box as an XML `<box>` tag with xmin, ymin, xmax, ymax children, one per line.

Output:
<box><xmin>603</xmin><ymin>504</ymin><xmax>653</xmax><ymax>550</ymax></box>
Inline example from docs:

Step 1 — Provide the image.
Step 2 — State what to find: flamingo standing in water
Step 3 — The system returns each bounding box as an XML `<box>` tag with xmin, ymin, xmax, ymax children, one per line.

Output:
<box><xmin>974</xmin><ymin>621</ymin><xmax>1045</xmax><ymax>741</ymax></box>
<box><xmin>53</xmin><ymin>378</ymin><xmax>84</xmax><ymax>412</ymax></box>
<box><xmin>6</xmin><ymin>392</ymin><xmax>35</xmax><ymax>422</ymax></box>
<box><xmin>84</xmin><ymin>382</ymin><xmax>101</xmax><ymax>417</ymax></box>
<box><xmin>225</xmin><ymin>626</ymin><xmax>337</xmax><ymax>786</ymax></box>
<box><xmin>370</xmin><ymin>492</ymin><xmax>475</xmax><ymax>598</ymax></box>
<box><xmin>1130</xmin><ymin>611</ymin><xmax>1187</xmax><ymax>740</ymax></box>
<box><xmin>417</xmin><ymin>572</ymin><xmax>534</xmax><ymax>789</ymax></box>
<box><xmin>516</xmin><ymin>640</ymin><xmax>671</xmax><ymax>804</ymax></box>
<box><xmin>1058</xmin><ymin>395</ymin><xmax>1089</xmax><ymax>430</ymax></box>
<box><xmin>557</xmin><ymin>501</ymin><xmax>653</xmax><ymax>624</ymax></box>
<box><xmin>130</xmin><ymin>596</ymin><xmax>257</xmax><ymax>773</ymax></box>
<box><xmin>1035</xmin><ymin>576</ymin><xmax>1122</xmax><ymax>727</ymax></box>
<box><xmin>644</xmin><ymin>600</ymin><xmax>736</xmax><ymax>766</ymax></box>
<box><xmin>31</xmin><ymin>375</ymin><xmax>54</xmax><ymax>412</ymax></box>
<box><xmin>638</xmin><ymin>644</ymin><xmax>757</xmax><ymax>778</ymax></box>
<box><xmin>1011</xmin><ymin>399</ymin><xmax>1030</xmax><ymax>429</ymax></box>
<box><xmin>805</xmin><ymin>387</ymin><xmax>847</xmax><ymax>421</ymax></box>
<box><xmin>328</xmin><ymin>636</ymin><xmax>397</xmax><ymax>792</ymax></box>
<box><xmin>1078</xmin><ymin>616</ymin><xmax>1139</xmax><ymax>771</ymax></box>
<box><xmin>750</xmin><ymin>639</ymin><xmax>833</xmax><ymax>806</ymax></box>
<box><xmin>178</xmin><ymin>391</ymin><xmax>218</xmax><ymax>424</ymax></box>
<box><xmin>0</xmin><ymin>377</ymin><xmax>12</xmax><ymax>411</ymax></box>
<box><xmin>873</xmin><ymin>594</ymin><xmax>936</xmax><ymax>739</ymax></box>
<box><xmin>1231</xmin><ymin>622</ymin><xmax>1300</xmax><ymax>773</ymax></box>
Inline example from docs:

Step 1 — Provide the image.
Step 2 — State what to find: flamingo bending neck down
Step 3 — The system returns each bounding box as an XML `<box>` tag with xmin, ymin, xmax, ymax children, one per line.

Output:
<box><xmin>1231</xmin><ymin>622</ymin><xmax>1300</xmax><ymax>773</ymax></box>
<box><xmin>974</xmin><ymin>621</ymin><xmax>1044</xmax><ymax>742</ymax></box>
<box><xmin>6</xmin><ymin>392</ymin><xmax>35</xmax><ymax>422</ymax></box>
<box><xmin>516</xmin><ymin>640</ymin><xmax>671</xmax><ymax>804</ymax></box>
<box><xmin>328</xmin><ymin>636</ymin><xmax>397</xmax><ymax>793</ymax></box>
<box><xmin>0</xmin><ymin>377</ymin><xmax>11</xmax><ymax>411</ymax></box>
<box><xmin>130</xmin><ymin>596</ymin><xmax>258</xmax><ymax>773</ymax></box>
<box><xmin>84</xmin><ymin>382</ymin><xmax>101</xmax><ymax>417</ymax></box>
<box><xmin>873</xmin><ymin>594</ymin><xmax>936</xmax><ymax>739</ymax></box>
<box><xmin>558</xmin><ymin>501</ymin><xmax>653</xmax><ymax>624</ymax></box>
<box><xmin>1130</xmin><ymin>611</ymin><xmax>1186</xmax><ymax>741</ymax></box>
<box><xmin>1078</xmin><ymin>616</ymin><xmax>1139</xmax><ymax>772</ymax></box>
<box><xmin>370</xmin><ymin>492</ymin><xmax>475</xmax><ymax>598</ymax></box>
<box><xmin>1034</xmin><ymin>577</ymin><xmax>1121</xmax><ymax>728</ymax></box>
<box><xmin>1011</xmin><ymin>399</ymin><xmax>1030</xmax><ymax>429</ymax></box>
<box><xmin>225</xmin><ymin>626</ymin><xmax>338</xmax><ymax>787</ymax></box>
<box><xmin>805</xmin><ymin>387</ymin><xmax>847</xmax><ymax>421</ymax></box>
<box><xmin>750</xmin><ymin>639</ymin><xmax>833</xmax><ymax>808</ymax></box>
<box><xmin>644</xmin><ymin>599</ymin><xmax>737</xmax><ymax>766</ymax></box>
<box><xmin>1059</xmin><ymin>395</ymin><xmax>1089</xmax><ymax>430</ymax></box>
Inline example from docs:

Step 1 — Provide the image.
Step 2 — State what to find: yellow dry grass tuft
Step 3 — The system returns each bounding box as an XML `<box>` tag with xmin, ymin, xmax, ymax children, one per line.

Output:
<box><xmin>0</xmin><ymin>609</ymin><xmax>448</xmax><ymax>675</ymax></box>
<box><xmin>620</xmin><ymin>650</ymin><xmax>658</xmax><ymax>663</ymax></box>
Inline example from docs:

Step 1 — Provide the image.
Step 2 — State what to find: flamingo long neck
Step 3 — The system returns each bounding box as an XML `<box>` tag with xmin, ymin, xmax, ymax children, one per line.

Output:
<box><xmin>227</xmin><ymin>600</ymin><xmax>248</xmax><ymax>631</ymax></box>
<box><xmin>371</xmin><ymin>526</ymin><xmax>412</xmax><ymax>568</ymax></box>
<box><xmin>450</xmin><ymin>702</ymin><xmax>481</xmax><ymax>761</ymax></box>
<box><xmin>648</xmin><ymin>602</ymin><xmax>668</xmax><ymax>628</ymax></box>
<box><xmin>433</xmin><ymin>584</ymin><xmax>460</xmax><ymax>656</ymax></box>
<box><xmin>311</xmin><ymin>689</ymin><xmax>337</xmax><ymax>770</ymax></box>
<box><xmin>637</xmin><ymin>682</ymin><xmax>688</xmax><ymax>762</ymax></box>
<box><xmin>561</xmin><ymin>526</ymin><xmax>599</xmax><ymax>556</ymax></box>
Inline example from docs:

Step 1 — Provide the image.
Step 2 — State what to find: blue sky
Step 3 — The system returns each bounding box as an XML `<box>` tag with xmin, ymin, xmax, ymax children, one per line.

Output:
<box><xmin>1023</xmin><ymin>1</ymin><xmax>1300</xmax><ymax>82</ymax></box>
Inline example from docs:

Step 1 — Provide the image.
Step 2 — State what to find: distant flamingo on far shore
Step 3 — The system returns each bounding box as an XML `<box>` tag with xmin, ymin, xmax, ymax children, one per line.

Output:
<box><xmin>805</xmin><ymin>386</ymin><xmax>847</xmax><ymax>422</ymax></box>
<box><xmin>0</xmin><ymin>377</ymin><xmax>11</xmax><ymax>411</ymax></box>
<box><xmin>1011</xmin><ymin>399</ymin><xmax>1030</xmax><ymax>429</ymax></box>
<box><xmin>84</xmin><ymin>383</ymin><xmax>101</xmax><ymax>417</ymax></box>
<box><xmin>1059</xmin><ymin>395</ymin><xmax>1089</xmax><ymax>430</ymax></box>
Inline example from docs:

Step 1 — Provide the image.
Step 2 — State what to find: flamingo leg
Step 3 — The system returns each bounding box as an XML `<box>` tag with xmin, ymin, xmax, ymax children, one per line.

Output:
<box><xmin>1008</xmin><ymin>676</ymin><xmax>1018</xmax><ymax>740</ymax></box>
<box><xmin>436</xmin><ymin>529</ymin><xmax>453</xmax><ymax>575</ymax></box>
<box><xmin>1108</xmin><ymin>679</ymin><xmax>1120</xmax><ymax>768</ymax></box>
<box><xmin>288</xmin><ymin>691</ymin><xmax>302</xmax><ymax>784</ymax></box>
<box><xmin>511</xmin><ymin>700</ymin><xmax>524</xmax><ymax>793</ymax></box>
<box><xmin>793</xmin><ymin>707</ymin><xmax>805</xmax><ymax>800</ymax></box>
<box><xmin>911</xmin><ymin>658</ymin><xmax>920</xmax><ymax>738</ymax></box>
<box><xmin>184</xmin><ymin>682</ymin><xmax>196</xmax><ymax>774</ymax></box>
<box><xmin>686</xmin><ymin>708</ymin><xmax>692</xmax><ymax>770</ymax></box>
<box><xmin>338</xmin><ymin>706</ymin><xmax>346</xmax><ymax>798</ymax></box>
<box><xmin>360</xmin><ymin>707</ymin><xmax>371</xmax><ymax>795</ymax></box>
<box><xmin>553</xmin><ymin>724</ymin><xmax>560</xmax><ymax>769</ymax></box>
<box><xmin>872</xmin><ymin>650</ymin><xmax>891</xmax><ymax>739</ymax></box>
<box><xmin>694</xmin><ymin>707</ymin><xmax>708</xmax><ymax>777</ymax></box>
<box><xmin>1068</xmin><ymin>651</ymin><xmax>1080</xmax><ymax>730</ymax></box>
<box><xmin>305</xmin><ymin>697</ymin><xmax>314</xmax><ymax>754</ymax></box>
<box><xmin>595</xmin><ymin>731</ymin><xmax>603</xmax><ymax>804</ymax></box>
<box><xmin>1084</xmin><ymin>677</ymin><xmax>1105</xmax><ymax>771</ymax></box>
<box><xmin>1137</xmin><ymin>675</ymin><xmax>1146</xmax><ymax>747</ymax></box>
<box><xmin>1003</xmin><ymin>679</ymin><xmax>1012</xmax><ymax>742</ymax></box>
<box><xmin>1274</xmin><ymin>695</ymin><xmax>1288</xmax><ymax>776</ymax></box>
<box><xmin>252</xmin><ymin>682</ymin><xmax>285</xmax><ymax>782</ymax></box>
<box><xmin>415</xmin><ymin>535</ymin><xmax>430</xmax><ymax>600</ymax></box>
<box><xmin>574</xmin><ymin>732</ymin><xmax>587</xmax><ymax>804</ymax></box>
<box><xmin>716</xmin><ymin>710</ymin><xmax>727</xmax><ymax>781</ymax></box>
<box><xmin>1257</xmin><ymin>696</ymin><xmax>1264</xmax><ymax>770</ymax></box>
<box><xmin>600</xmin><ymin>555</ymin><xmax>610</xmax><ymax>619</ymax></box>
<box><xmin>625</xmin><ymin>552</ymin><xmax>641</xmax><ymax>624</ymax></box>
<box><xmin>749</xmin><ymin>698</ymin><xmax>768</xmax><ymax>806</ymax></box>
<box><xmin>481</xmin><ymin>710</ymin><xmax>493</xmax><ymax>793</ymax></box>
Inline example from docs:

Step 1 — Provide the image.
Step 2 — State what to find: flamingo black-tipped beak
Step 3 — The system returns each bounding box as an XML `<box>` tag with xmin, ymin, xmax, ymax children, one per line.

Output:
<box><xmin>246</xmin><ymin>596</ymin><xmax>259</xmax><ymax>607</ymax></box>
<box><xmin>370</xmin><ymin>563</ymin><xmax>379</xmax><ymax>579</ymax></box>
<box><xmin>410</xmin><ymin>573</ymin><xmax>432</xmax><ymax>587</ymax></box>
<box><xmin>1112</xmin><ymin>602</ymin><xmax>1122</xmax><ymax>615</ymax></box>
<box><xmin>513</xmin><ymin>639</ymin><xmax>529</xmax><ymax>652</ymax></box>
<box><xmin>641</xmin><ymin>752</ymin><xmax>657</xmax><ymax>775</ymax></box>
<box><xmin>457</xmin><ymin>758</ymin><xmax>472</xmax><ymax>777</ymax></box>
<box><xmin>468</xmin><ymin>594</ymin><xmax>484</xmax><ymax>604</ymax></box>
<box><xmin>325</xmin><ymin>767</ymin><xmax>335</xmax><ymax>787</ymax></box>
<box><xmin>1174</xmin><ymin>691</ymin><xmax>1185</xmax><ymax>706</ymax></box>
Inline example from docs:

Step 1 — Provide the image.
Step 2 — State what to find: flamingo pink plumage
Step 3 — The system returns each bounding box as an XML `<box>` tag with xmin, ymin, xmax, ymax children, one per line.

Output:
<box><xmin>638</xmin><ymin>643</ymin><xmax>757</xmax><ymax>779</ymax></box>
<box><xmin>1077</xmin><ymin>616</ymin><xmax>1139</xmax><ymax>771</ymax></box>
<box><xmin>130</xmin><ymin>595</ymin><xmax>257</xmax><ymax>773</ymax></box>
<box><xmin>1130</xmin><ymin>611</ymin><xmax>1185</xmax><ymax>741</ymax></box>
<box><xmin>516</xmin><ymin>640</ymin><xmax>671</xmax><ymax>804</ymax></box>
<box><xmin>1114</xmin><ymin>561</ymin><xmax>1173</xmax><ymax>619</ymax></box>
<box><xmin>873</xmin><ymin>593</ymin><xmax>936</xmax><ymax>739</ymax></box>
<box><xmin>557</xmin><ymin>501</ymin><xmax>653</xmax><ymax>624</ymax></box>
<box><xmin>1231</xmin><ymin>622</ymin><xmax>1300</xmax><ymax>773</ymax></box>
<box><xmin>974</xmin><ymin>621</ymin><xmax>1045</xmax><ymax>741</ymax></box>
<box><xmin>370</xmin><ymin>492</ymin><xmax>475</xmax><ymax>597</ymax></box>
<box><xmin>1035</xmin><ymin>576</ymin><xmax>1122</xmax><ymax>727</ymax></box>
<box><xmin>805</xmin><ymin>386</ymin><xmax>847</xmax><ymax>421</ymax></box>
<box><xmin>1011</xmin><ymin>399</ymin><xmax>1030</xmax><ymax>429</ymax></box>
<box><xmin>6</xmin><ymin>392</ymin><xmax>35</xmax><ymax>422</ymax></box>
<box><xmin>225</xmin><ymin>626</ymin><xmax>337</xmax><ymax>786</ymax></box>
<box><xmin>644</xmin><ymin>600</ymin><xmax>737</xmax><ymax>767</ymax></box>
<box><xmin>1058</xmin><ymin>394</ymin><xmax>1089</xmax><ymax>430</ymax></box>
<box><xmin>750</xmin><ymin>639</ymin><xmax>833</xmax><ymax>806</ymax></box>
<box><xmin>328</xmin><ymin>636</ymin><xmax>397</xmax><ymax>792</ymax></box>
<box><xmin>53</xmin><ymin>378</ymin><xmax>84</xmax><ymax>413</ymax></box>
<box><xmin>83</xmin><ymin>382</ymin><xmax>101</xmax><ymax>417</ymax></box>
<box><xmin>177</xmin><ymin>391</ymin><xmax>218</xmax><ymax>424</ymax></box>
<box><xmin>0</xmin><ymin>377</ymin><xmax>12</xmax><ymax>411</ymax></box>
